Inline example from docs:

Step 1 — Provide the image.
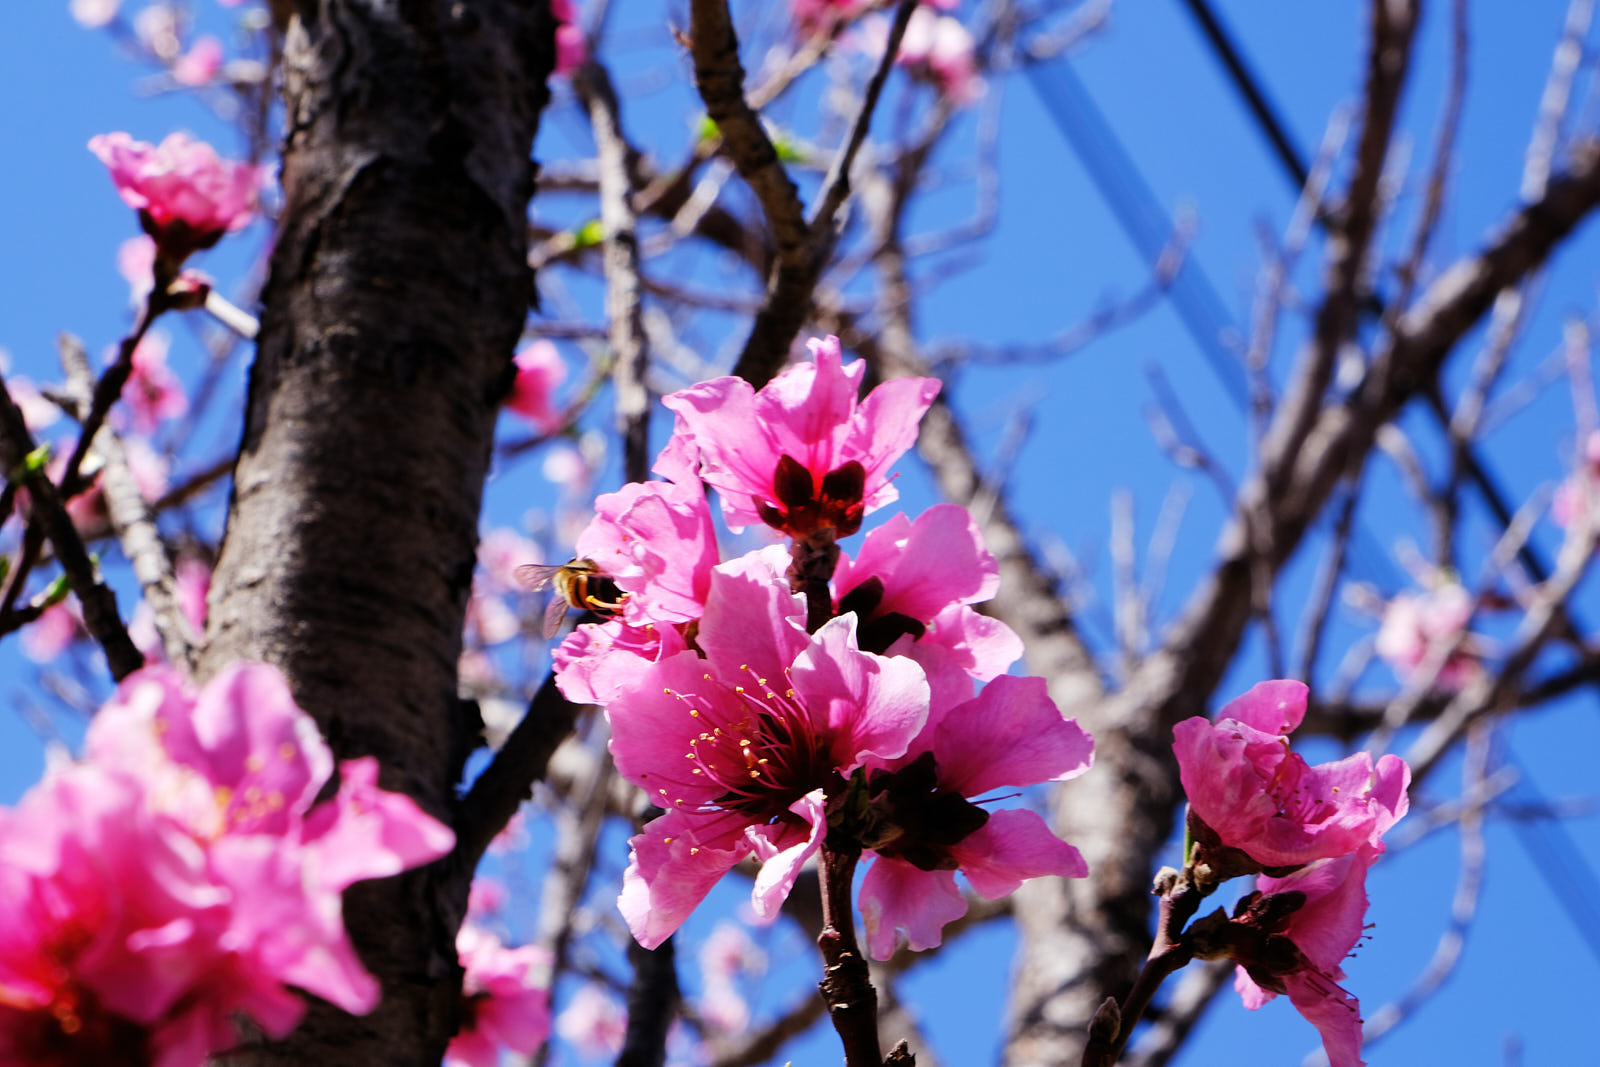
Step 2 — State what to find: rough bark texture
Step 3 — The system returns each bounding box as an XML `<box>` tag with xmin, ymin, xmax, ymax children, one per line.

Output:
<box><xmin>201</xmin><ymin>2</ymin><xmax>553</xmax><ymax>1062</ymax></box>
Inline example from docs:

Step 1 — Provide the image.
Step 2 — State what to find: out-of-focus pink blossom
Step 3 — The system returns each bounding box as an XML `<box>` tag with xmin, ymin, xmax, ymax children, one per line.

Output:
<box><xmin>856</xmin><ymin>8</ymin><xmax>982</xmax><ymax>105</ymax></box>
<box><xmin>20</xmin><ymin>600</ymin><xmax>83</xmax><ymax>662</ymax></box>
<box><xmin>89</xmin><ymin>132</ymin><xmax>262</xmax><ymax>261</ymax></box>
<box><xmin>173</xmin><ymin>35</ymin><xmax>224</xmax><ymax>86</ymax></box>
<box><xmin>478</xmin><ymin>527</ymin><xmax>541</xmax><ymax>593</ymax></box>
<box><xmin>543</xmin><ymin>441</ymin><xmax>589</xmax><ymax>490</ymax></box>
<box><xmin>695</xmin><ymin>921</ymin><xmax>765</xmax><ymax>1035</ymax></box>
<box><xmin>70</xmin><ymin>0</ymin><xmax>120</xmax><ymax>29</ymax></box>
<box><xmin>662</xmin><ymin>335</ymin><xmax>939</xmax><ymax>537</ymax></box>
<box><xmin>0</xmin><ymin>663</ymin><xmax>454</xmax><ymax>1065</ymax></box>
<box><xmin>4</xmin><ymin>376</ymin><xmax>60</xmax><ymax>433</ymax></box>
<box><xmin>1374</xmin><ymin>583</ymin><xmax>1479</xmax><ymax>691</ymax></box>
<box><xmin>1173</xmin><ymin>681</ymin><xmax>1411</xmax><ymax>870</ymax></box>
<box><xmin>611</xmin><ymin>556</ymin><xmax>930</xmax><ymax>948</ymax></box>
<box><xmin>1552</xmin><ymin>430</ymin><xmax>1600</xmax><ymax>528</ymax></box>
<box><xmin>119</xmin><ymin>234</ymin><xmax>158</xmax><ymax>304</ymax></box>
<box><xmin>833</xmin><ymin>503</ymin><xmax>1022</xmax><ymax>679</ymax></box>
<box><xmin>124</xmin><ymin>330</ymin><xmax>189</xmax><ymax>432</ymax></box>
<box><xmin>857</xmin><ymin>674</ymin><xmax>1093</xmax><ymax>960</ymax></box>
<box><xmin>465</xmin><ymin>583</ymin><xmax>521</xmax><ymax>647</ymax></box>
<box><xmin>129</xmin><ymin>556</ymin><xmax>209</xmax><ymax>661</ymax></box>
<box><xmin>556</xmin><ymin>983</ymin><xmax>628</xmax><ymax>1059</ymax></box>
<box><xmin>790</xmin><ymin>0</ymin><xmax>956</xmax><ymax>37</ymax></box>
<box><xmin>444</xmin><ymin>924</ymin><xmax>551</xmax><ymax>1067</ymax></box>
<box><xmin>133</xmin><ymin>3</ymin><xmax>181</xmax><ymax>59</ymax></box>
<box><xmin>466</xmin><ymin>878</ymin><xmax>508</xmax><ymax>921</ymax></box>
<box><xmin>504</xmin><ymin>340</ymin><xmax>567</xmax><ymax>432</ymax></box>
<box><xmin>551</xmin><ymin>0</ymin><xmax>587</xmax><ymax>76</ymax></box>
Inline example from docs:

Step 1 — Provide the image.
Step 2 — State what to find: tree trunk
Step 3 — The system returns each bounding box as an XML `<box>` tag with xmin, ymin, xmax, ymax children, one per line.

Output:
<box><xmin>201</xmin><ymin>2</ymin><xmax>554</xmax><ymax>1061</ymax></box>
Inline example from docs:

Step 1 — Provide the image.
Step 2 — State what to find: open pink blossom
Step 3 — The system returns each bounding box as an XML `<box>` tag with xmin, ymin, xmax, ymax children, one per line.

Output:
<box><xmin>504</xmin><ymin>340</ymin><xmax>566</xmax><ymax>432</ymax></box>
<box><xmin>1373</xmin><ymin>583</ymin><xmax>1479</xmax><ymax>691</ymax></box>
<box><xmin>574</xmin><ymin>476</ymin><xmax>719</xmax><ymax>628</ymax></box>
<box><xmin>89</xmin><ymin>131</ymin><xmax>261</xmax><ymax>261</ymax></box>
<box><xmin>1174</xmin><ymin>680</ymin><xmax>1411</xmax><ymax>869</ymax></box>
<box><xmin>0</xmin><ymin>662</ymin><xmax>458</xmax><ymax>1063</ymax></box>
<box><xmin>610</xmin><ymin>556</ymin><xmax>930</xmax><ymax>947</ymax></box>
<box><xmin>661</xmin><ymin>335</ymin><xmax>939</xmax><ymax>538</ymax></box>
<box><xmin>445</xmin><ymin>924</ymin><xmax>551</xmax><ymax>1067</ymax></box>
<box><xmin>833</xmin><ymin>503</ymin><xmax>1022</xmax><ymax>679</ymax></box>
<box><xmin>856</xmin><ymin>674</ymin><xmax>1093</xmax><ymax>960</ymax></box>
<box><xmin>1232</xmin><ymin>836</ymin><xmax>1400</xmax><ymax>1067</ymax></box>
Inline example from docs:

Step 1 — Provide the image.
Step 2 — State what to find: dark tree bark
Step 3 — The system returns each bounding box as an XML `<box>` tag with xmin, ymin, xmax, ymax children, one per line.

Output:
<box><xmin>201</xmin><ymin>2</ymin><xmax>555</xmax><ymax>1062</ymax></box>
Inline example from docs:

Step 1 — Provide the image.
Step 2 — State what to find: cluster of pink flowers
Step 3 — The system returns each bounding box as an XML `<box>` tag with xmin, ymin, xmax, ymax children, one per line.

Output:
<box><xmin>550</xmin><ymin>336</ymin><xmax>1094</xmax><ymax>959</ymax></box>
<box><xmin>89</xmin><ymin>131</ymin><xmax>261</xmax><ymax>266</ymax></box>
<box><xmin>0</xmin><ymin>663</ymin><xmax>455</xmax><ymax>1066</ymax></box>
<box><xmin>789</xmin><ymin>0</ymin><xmax>957</xmax><ymax>38</ymax></box>
<box><xmin>1174</xmin><ymin>680</ymin><xmax>1411</xmax><ymax>1067</ymax></box>
<box><xmin>1374</xmin><ymin>580</ymin><xmax>1480</xmax><ymax>692</ymax></box>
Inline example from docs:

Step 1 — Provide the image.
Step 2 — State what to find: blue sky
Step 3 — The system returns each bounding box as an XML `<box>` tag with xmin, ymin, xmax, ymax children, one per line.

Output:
<box><xmin>3</xmin><ymin>2</ymin><xmax>1599</xmax><ymax>1065</ymax></box>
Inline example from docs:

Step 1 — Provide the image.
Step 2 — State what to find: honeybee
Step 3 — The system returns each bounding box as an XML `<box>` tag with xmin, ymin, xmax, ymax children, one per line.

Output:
<box><xmin>514</xmin><ymin>558</ymin><xmax>627</xmax><ymax>638</ymax></box>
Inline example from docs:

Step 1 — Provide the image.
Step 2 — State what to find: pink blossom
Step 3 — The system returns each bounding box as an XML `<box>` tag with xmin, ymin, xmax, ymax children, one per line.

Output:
<box><xmin>465</xmin><ymin>584</ymin><xmax>521</xmax><ymax>646</ymax></box>
<box><xmin>445</xmin><ymin>924</ymin><xmax>551</xmax><ymax>1067</ymax></box>
<box><xmin>173</xmin><ymin>36</ymin><xmax>224</xmax><ymax>87</ymax></box>
<box><xmin>1173</xmin><ymin>680</ymin><xmax>1411</xmax><ymax>869</ymax></box>
<box><xmin>856</xmin><ymin>8</ymin><xmax>982</xmax><ymax>105</ymax></box>
<box><xmin>1232</xmin><ymin>841</ymin><xmax>1397</xmax><ymax>1067</ymax></box>
<box><xmin>661</xmin><ymin>335</ymin><xmax>939</xmax><ymax>538</ymax></box>
<box><xmin>833</xmin><ymin>503</ymin><xmax>1022</xmax><ymax>678</ymax></box>
<box><xmin>791</xmin><ymin>0</ymin><xmax>955</xmax><ymax>37</ymax></box>
<box><xmin>21</xmin><ymin>600</ymin><xmax>83</xmax><ymax>663</ymax></box>
<box><xmin>610</xmin><ymin>556</ymin><xmax>930</xmax><ymax>947</ymax></box>
<box><xmin>504</xmin><ymin>340</ymin><xmax>567</xmax><ymax>432</ymax></box>
<box><xmin>1552</xmin><ymin>430</ymin><xmax>1600</xmax><ymax>528</ymax></box>
<box><xmin>696</xmin><ymin>921</ymin><xmax>765</xmax><ymax>1034</ymax></box>
<box><xmin>70</xmin><ymin>0</ymin><xmax>120</xmax><ymax>28</ymax></box>
<box><xmin>119</xmin><ymin>234</ymin><xmax>158</xmax><ymax>304</ymax></box>
<box><xmin>88</xmin><ymin>132</ymin><xmax>261</xmax><ymax>261</ymax></box>
<box><xmin>856</xmin><ymin>674</ymin><xmax>1093</xmax><ymax>960</ymax></box>
<box><xmin>556</xmin><ymin>983</ymin><xmax>628</xmax><ymax>1059</ymax></box>
<box><xmin>0</xmin><ymin>662</ymin><xmax>457</xmax><ymax>1062</ymax></box>
<box><xmin>477</xmin><ymin>527</ymin><xmax>541</xmax><ymax>593</ymax></box>
<box><xmin>129</xmin><ymin>556</ymin><xmax>209</xmax><ymax>661</ymax></box>
<box><xmin>1373</xmin><ymin>583</ymin><xmax>1479</xmax><ymax>691</ymax></box>
<box><xmin>551</xmin><ymin>0</ymin><xmax>587</xmax><ymax>78</ymax></box>
<box><xmin>466</xmin><ymin>878</ymin><xmax>508</xmax><ymax>921</ymax></box>
<box><xmin>552</xmin><ymin>611</ymin><xmax>686</xmax><ymax>706</ymax></box>
<box><xmin>4</xmin><ymin>376</ymin><xmax>59</xmax><ymax>433</ymax></box>
<box><xmin>574</xmin><ymin>475</ymin><xmax>719</xmax><ymax>628</ymax></box>
<box><xmin>124</xmin><ymin>330</ymin><xmax>189</xmax><ymax>432</ymax></box>
<box><xmin>133</xmin><ymin>4</ymin><xmax>181</xmax><ymax>57</ymax></box>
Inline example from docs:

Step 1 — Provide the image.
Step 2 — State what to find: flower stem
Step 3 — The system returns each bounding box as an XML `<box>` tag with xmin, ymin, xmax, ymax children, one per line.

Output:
<box><xmin>1081</xmin><ymin>888</ymin><xmax>1198</xmax><ymax>1066</ymax></box>
<box><xmin>816</xmin><ymin>840</ymin><xmax>883</xmax><ymax>1066</ymax></box>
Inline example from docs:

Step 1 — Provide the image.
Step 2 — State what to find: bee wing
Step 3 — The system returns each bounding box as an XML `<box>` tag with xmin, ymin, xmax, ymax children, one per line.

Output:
<box><xmin>514</xmin><ymin>562</ymin><xmax>566</xmax><ymax>593</ymax></box>
<box><xmin>541</xmin><ymin>591</ymin><xmax>571</xmax><ymax>640</ymax></box>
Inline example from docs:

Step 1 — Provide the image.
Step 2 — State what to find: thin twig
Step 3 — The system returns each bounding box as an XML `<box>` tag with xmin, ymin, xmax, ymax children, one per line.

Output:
<box><xmin>0</xmin><ymin>369</ymin><xmax>143</xmax><ymax>680</ymax></box>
